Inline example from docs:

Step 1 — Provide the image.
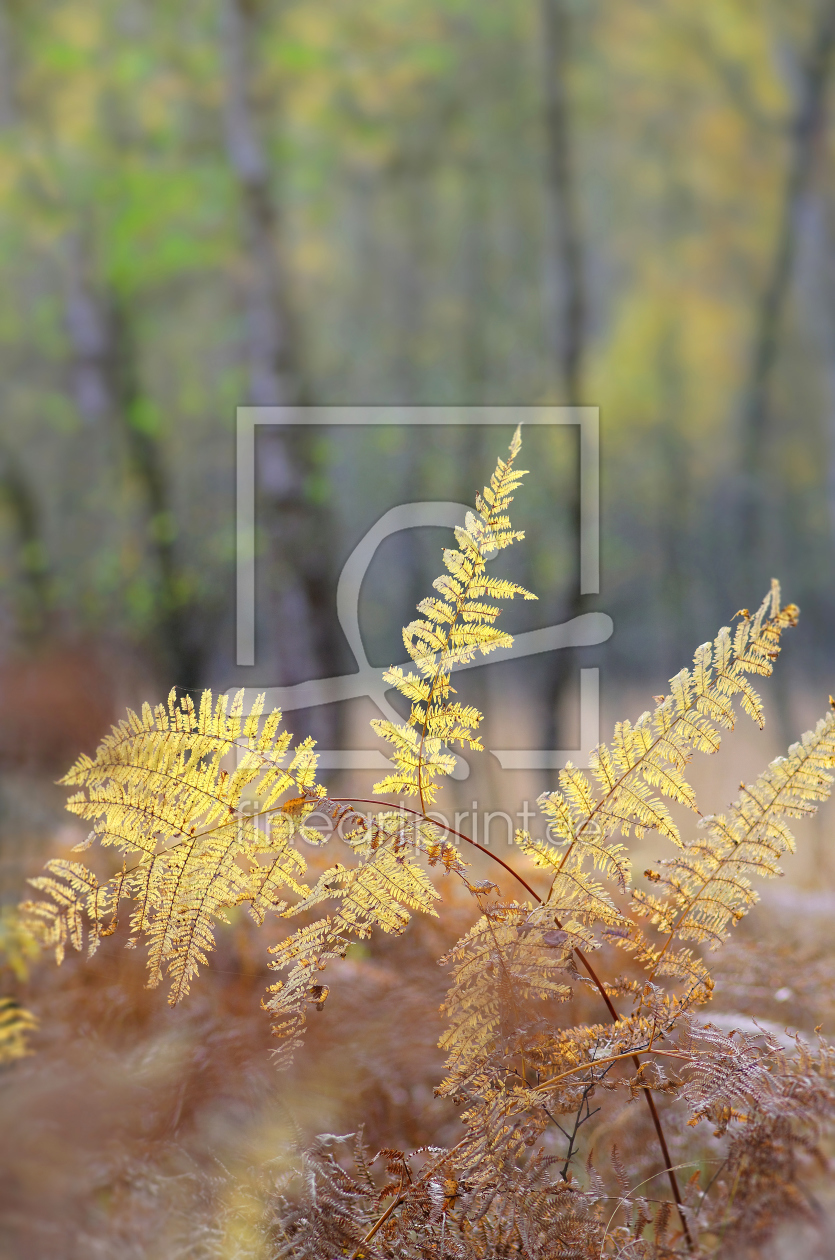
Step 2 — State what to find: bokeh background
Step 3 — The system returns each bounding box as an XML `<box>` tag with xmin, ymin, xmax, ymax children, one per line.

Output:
<box><xmin>3</xmin><ymin>1</ymin><xmax>835</xmax><ymax>1255</ymax></box>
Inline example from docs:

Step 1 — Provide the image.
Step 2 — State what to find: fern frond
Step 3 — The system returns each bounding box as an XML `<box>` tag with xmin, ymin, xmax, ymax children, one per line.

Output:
<box><xmin>537</xmin><ymin>582</ymin><xmax>798</xmax><ymax>898</ymax></box>
<box><xmin>20</xmin><ymin>689</ymin><xmax>324</xmax><ymax>1002</ymax></box>
<box><xmin>372</xmin><ymin>427</ymin><xmax>536</xmax><ymax>808</ymax></box>
<box><xmin>20</xmin><ymin>689</ymin><xmax>471</xmax><ymax>1058</ymax></box>
<box><xmin>0</xmin><ymin>996</ymin><xmax>37</xmax><ymax>1063</ymax></box>
<box><xmin>631</xmin><ymin>710</ymin><xmax>835</xmax><ymax>995</ymax></box>
<box><xmin>264</xmin><ymin>804</ymin><xmax>452</xmax><ymax>1053</ymax></box>
<box><xmin>241</xmin><ymin>811</ymin><xmax>311</xmax><ymax>926</ymax></box>
<box><xmin>431</xmin><ymin>583</ymin><xmax>813</xmax><ymax>1209</ymax></box>
<box><xmin>515</xmin><ymin>830</ymin><xmax>627</xmax><ymax>933</ymax></box>
<box><xmin>24</xmin><ymin>858</ymin><xmax>116</xmax><ymax>964</ymax></box>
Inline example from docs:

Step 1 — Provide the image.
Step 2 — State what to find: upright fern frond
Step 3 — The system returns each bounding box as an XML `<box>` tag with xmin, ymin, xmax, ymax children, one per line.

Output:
<box><xmin>433</xmin><ymin>579</ymin><xmax>831</xmax><ymax>1229</ymax></box>
<box><xmin>534</xmin><ymin>582</ymin><xmax>798</xmax><ymax>903</ymax></box>
<box><xmin>372</xmin><ymin>426</ymin><xmax>536</xmax><ymax>808</ymax></box>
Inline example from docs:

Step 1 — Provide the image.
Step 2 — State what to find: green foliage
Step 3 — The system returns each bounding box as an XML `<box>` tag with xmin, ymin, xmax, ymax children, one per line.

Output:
<box><xmin>1</xmin><ymin>0</ymin><xmax>834</xmax><ymax>677</ymax></box>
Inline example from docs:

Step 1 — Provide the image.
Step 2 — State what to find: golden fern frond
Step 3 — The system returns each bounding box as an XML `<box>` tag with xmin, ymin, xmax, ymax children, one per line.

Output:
<box><xmin>0</xmin><ymin>996</ymin><xmax>37</xmax><ymax>1063</ymax></box>
<box><xmin>264</xmin><ymin>804</ymin><xmax>457</xmax><ymax>1052</ymax></box>
<box><xmin>430</xmin><ymin>583</ymin><xmax>824</xmax><ymax>1206</ymax></box>
<box><xmin>20</xmin><ymin>689</ymin><xmax>470</xmax><ymax>1055</ymax></box>
<box><xmin>631</xmin><ymin>710</ymin><xmax>835</xmax><ymax>994</ymax></box>
<box><xmin>372</xmin><ymin>426</ymin><xmax>536</xmax><ymax>808</ymax></box>
<box><xmin>536</xmin><ymin>582</ymin><xmax>798</xmax><ymax>896</ymax></box>
<box><xmin>515</xmin><ymin>830</ymin><xmax>627</xmax><ymax>934</ymax></box>
<box><xmin>20</xmin><ymin>689</ymin><xmax>324</xmax><ymax>1001</ymax></box>
<box><xmin>0</xmin><ymin>906</ymin><xmax>39</xmax><ymax>981</ymax></box>
<box><xmin>61</xmin><ymin>688</ymin><xmax>313</xmax><ymax>859</ymax></box>
<box><xmin>24</xmin><ymin>859</ymin><xmax>116</xmax><ymax>965</ymax></box>
<box><xmin>241</xmin><ymin>810</ymin><xmax>311</xmax><ymax>926</ymax></box>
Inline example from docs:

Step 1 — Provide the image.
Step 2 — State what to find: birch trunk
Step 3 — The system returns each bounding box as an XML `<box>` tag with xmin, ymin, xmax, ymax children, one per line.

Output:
<box><xmin>63</xmin><ymin>238</ymin><xmax>197</xmax><ymax>683</ymax></box>
<box><xmin>738</xmin><ymin>1</ymin><xmax>835</xmax><ymax>559</ymax></box>
<box><xmin>221</xmin><ymin>0</ymin><xmax>340</xmax><ymax>744</ymax></box>
<box><xmin>541</xmin><ymin>0</ymin><xmax>585</xmax><ymax>409</ymax></box>
<box><xmin>540</xmin><ymin>0</ymin><xmax>588</xmax><ymax>768</ymax></box>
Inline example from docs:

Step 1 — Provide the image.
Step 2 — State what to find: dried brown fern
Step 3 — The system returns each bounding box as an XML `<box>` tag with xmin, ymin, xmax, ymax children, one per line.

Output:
<box><xmin>18</xmin><ymin>430</ymin><xmax>835</xmax><ymax>1256</ymax></box>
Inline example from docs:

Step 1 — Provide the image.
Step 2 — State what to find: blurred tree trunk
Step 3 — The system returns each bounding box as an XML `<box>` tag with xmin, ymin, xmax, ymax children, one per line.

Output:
<box><xmin>460</xmin><ymin>165</ymin><xmax>489</xmax><ymax>406</ymax></box>
<box><xmin>820</xmin><ymin>193</ymin><xmax>835</xmax><ymax>549</ymax></box>
<box><xmin>221</xmin><ymin>0</ymin><xmax>341</xmax><ymax>744</ymax></box>
<box><xmin>738</xmin><ymin>0</ymin><xmax>835</xmax><ymax>564</ymax></box>
<box><xmin>540</xmin><ymin>0</ymin><xmax>589</xmax><ymax>766</ymax></box>
<box><xmin>541</xmin><ymin>0</ymin><xmax>585</xmax><ymax>409</ymax></box>
<box><xmin>0</xmin><ymin>447</ymin><xmax>51</xmax><ymax>643</ymax></box>
<box><xmin>0</xmin><ymin>4</ymin><xmax>47</xmax><ymax>646</ymax></box>
<box><xmin>390</xmin><ymin>172</ymin><xmax>425</xmax><ymax>409</ymax></box>
<box><xmin>63</xmin><ymin>239</ymin><xmax>199</xmax><ymax>686</ymax></box>
<box><xmin>656</xmin><ymin>323</ymin><xmax>690</xmax><ymax>674</ymax></box>
<box><xmin>800</xmin><ymin>170</ymin><xmax>835</xmax><ymax>649</ymax></box>
<box><xmin>222</xmin><ymin>0</ymin><xmax>303</xmax><ymax>412</ymax></box>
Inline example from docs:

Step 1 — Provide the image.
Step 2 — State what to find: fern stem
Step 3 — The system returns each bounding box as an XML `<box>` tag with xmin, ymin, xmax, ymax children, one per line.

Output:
<box><xmin>350</xmin><ymin>1181</ymin><xmax>405</xmax><ymax>1259</ymax></box>
<box><xmin>642</xmin><ymin>1088</ymin><xmax>693</xmax><ymax>1248</ymax></box>
<box><xmin>535</xmin><ymin>1045</ymin><xmax>690</xmax><ymax>1090</ymax></box>
<box><xmin>327</xmin><ymin>796</ymin><xmax>544</xmax><ymax>903</ymax></box>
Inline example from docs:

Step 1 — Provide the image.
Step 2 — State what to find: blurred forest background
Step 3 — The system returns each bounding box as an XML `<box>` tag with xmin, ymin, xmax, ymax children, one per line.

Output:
<box><xmin>4</xmin><ymin>1</ymin><xmax>835</xmax><ymax>1255</ymax></box>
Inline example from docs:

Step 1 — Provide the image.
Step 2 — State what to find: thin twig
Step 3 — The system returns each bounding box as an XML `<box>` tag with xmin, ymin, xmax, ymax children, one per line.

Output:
<box><xmin>350</xmin><ymin>1176</ymin><xmax>405</xmax><ymax>1259</ymax></box>
<box><xmin>545</xmin><ymin>1075</ymin><xmax>602</xmax><ymax>1180</ymax></box>
<box><xmin>695</xmin><ymin>1157</ymin><xmax>728</xmax><ymax>1218</ymax></box>
<box><xmin>599</xmin><ymin>1163</ymin><xmax>702</xmax><ymax>1259</ymax></box>
<box><xmin>327</xmin><ymin>796</ymin><xmax>544</xmax><ymax>903</ymax></box>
